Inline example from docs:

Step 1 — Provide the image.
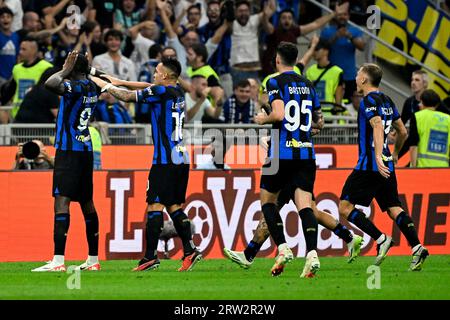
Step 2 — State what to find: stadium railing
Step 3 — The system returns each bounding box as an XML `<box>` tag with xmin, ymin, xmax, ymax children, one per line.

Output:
<box><xmin>0</xmin><ymin>117</ymin><xmax>359</xmax><ymax>146</ymax></box>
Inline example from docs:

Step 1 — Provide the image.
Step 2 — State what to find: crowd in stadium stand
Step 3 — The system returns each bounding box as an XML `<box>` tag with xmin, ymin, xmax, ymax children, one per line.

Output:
<box><xmin>0</xmin><ymin>0</ymin><xmax>448</xmax><ymax>127</ymax></box>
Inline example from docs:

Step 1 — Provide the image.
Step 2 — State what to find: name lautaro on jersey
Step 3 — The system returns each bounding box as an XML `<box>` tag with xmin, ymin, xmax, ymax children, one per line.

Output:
<box><xmin>172</xmin><ymin>100</ymin><xmax>186</xmax><ymax>110</ymax></box>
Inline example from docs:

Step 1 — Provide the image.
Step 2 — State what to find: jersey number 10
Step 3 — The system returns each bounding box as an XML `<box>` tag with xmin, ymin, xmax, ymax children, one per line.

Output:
<box><xmin>284</xmin><ymin>100</ymin><xmax>312</xmax><ymax>132</ymax></box>
<box><xmin>172</xmin><ymin>111</ymin><xmax>185</xmax><ymax>142</ymax></box>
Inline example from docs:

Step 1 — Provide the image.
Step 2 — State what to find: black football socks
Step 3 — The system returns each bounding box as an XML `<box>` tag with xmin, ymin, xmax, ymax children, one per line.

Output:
<box><xmin>54</xmin><ymin>213</ymin><xmax>70</xmax><ymax>255</ymax></box>
<box><xmin>83</xmin><ymin>211</ymin><xmax>99</xmax><ymax>256</ymax></box>
<box><xmin>332</xmin><ymin>223</ymin><xmax>353</xmax><ymax>243</ymax></box>
<box><xmin>244</xmin><ymin>240</ymin><xmax>262</xmax><ymax>262</ymax></box>
<box><xmin>395</xmin><ymin>212</ymin><xmax>420</xmax><ymax>248</ymax></box>
<box><xmin>347</xmin><ymin>208</ymin><xmax>383</xmax><ymax>240</ymax></box>
<box><xmin>262</xmin><ymin>203</ymin><xmax>286</xmax><ymax>246</ymax></box>
<box><xmin>170</xmin><ymin>209</ymin><xmax>196</xmax><ymax>256</ymax></box>
<box><xmin>299</xmin><ymin>207</ymin><xmax>318</xmax><ymax>252</ymax></box>
<box><xmin>144</xmin><ymin>211</ymin><xmax>163</xmax><ymax>260</ymax></box>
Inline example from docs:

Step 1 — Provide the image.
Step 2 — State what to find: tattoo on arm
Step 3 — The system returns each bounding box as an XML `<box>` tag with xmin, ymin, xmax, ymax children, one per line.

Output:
<box><xmin>107</xmin><ymin>86</ymin><xmax>138</xmax><ymax>102</ymax></box>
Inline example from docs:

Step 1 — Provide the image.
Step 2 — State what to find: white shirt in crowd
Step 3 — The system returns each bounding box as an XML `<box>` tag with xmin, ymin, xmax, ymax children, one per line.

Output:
<box><xmin>185</xmin><ymin>92</ymin><xmax>212</xmax><ymax>123</ymax></box>
<box><xmin>230</xmin><ymin>14</ymin><xmax>261</xmax><ymax>66</ymax></box>
<box><xmin>5</xmin><ymin>0</ymin><xmax>23</xmax><ymax>32</ymax></box>
<box><xmin>92</xmin><ymin>52</ymin><xmax>137</xmax><ymax>81</ymax></box>
<box><xmin>130</xmin><ymin>33</ymin><xmax>155</xmax><ymax>77</ymax></box>
<box><xmin>174</xmin><ymin>0</ymin><xmax>208</xmax><ymax>28</ymax></box>
<box><xmin>166</xmin><ymin>34</ymin><xmax>218</xmax><ymax>79</ymax></box>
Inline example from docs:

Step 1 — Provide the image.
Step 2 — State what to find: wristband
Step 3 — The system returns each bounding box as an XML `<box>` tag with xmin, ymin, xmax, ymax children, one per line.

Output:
<box><xmin>102</xmin><ymin>83</ymin><xmax>113</xmax><ymax>92</ymax></box>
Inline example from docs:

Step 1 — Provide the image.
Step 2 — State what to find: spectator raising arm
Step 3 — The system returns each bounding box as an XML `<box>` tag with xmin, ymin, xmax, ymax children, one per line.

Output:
<box><xmin>28</xmin><ymin>17</ymin><xmax>67</xmax><ymax>41</ymax></box>
<box><xmin>260</xmin><ymin>0</ymin><xmax>276</xmax><ymax>33</ymax></box>
<box><xmin>300</xmin><ymin>2</ymin><xmax>349</xmax><ymax>35</ymax></box>
<box><xmin>42</xmin><ymin>0</ymin><xmax>71</xmax><ymax>18</ymax></box>
<box><xmin>129</xmin><ymin>20</ymin><xmax>158</xmax><ymax>40</ymax></box>
<box><xmin>172</xmin><ymin>7</ymin><xmax>187</xmax><ymax>36</ymax></box>
<box><xmin>142</xmin><ymin>0</ymin><xmax>154</xmax><ymax>20</ymax></box>
<box><xmin>156</xmin><ymin>0</ymin><xmax>177</xmax><ymax>40</ymax></box>
<box><xmin>298</xmin><ymin>34</ymin><xmax>319</xmax><ymax>67</ymax></box>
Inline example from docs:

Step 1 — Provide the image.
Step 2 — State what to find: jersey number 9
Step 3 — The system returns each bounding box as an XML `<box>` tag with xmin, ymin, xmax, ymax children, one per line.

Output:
<box><xmin>77</xmin><ymin>108</ymin><xmax>92</xmax><ymax>132</ymax></box>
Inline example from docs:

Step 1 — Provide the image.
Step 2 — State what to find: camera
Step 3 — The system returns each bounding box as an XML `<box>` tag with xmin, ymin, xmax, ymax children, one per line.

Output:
<box><xmin>336</xmin><ymin>21</ymin><xmax>347</xmax><ymax>29</ymax></box>
<box><xmin>221</xmin><ymin>0</ymin><xmax>235</xmax><ymax>22</ymax></box>
<box><xmin>22</xmin><ymin>141</ymin><xmax>41</xmax><ymax>160</ymax></box>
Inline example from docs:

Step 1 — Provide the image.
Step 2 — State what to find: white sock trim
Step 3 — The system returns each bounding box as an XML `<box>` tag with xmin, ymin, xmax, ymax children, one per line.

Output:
<box><xmin>376</xmin><ymin>234</ymin><xmax>386</xmax><ymax>244</ymax></box>
<box><xmin>53</xmin><ymin>255</ymin><xmax>65</xmax><ymax>265</ymax></box>
<box><xmin>88</xmin><ymin>255</ymin><xmax>99</xmax><ymax>263</ymax></box>
<box><xmin>412</xmin><ymin>244</ymin><xmax>421</xmax><ymax>254</ymax></box>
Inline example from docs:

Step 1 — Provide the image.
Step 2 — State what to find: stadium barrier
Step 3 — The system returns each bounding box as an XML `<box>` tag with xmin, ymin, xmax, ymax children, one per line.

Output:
<box><xmin>0</xmin><ymin>168</ymin><xmax>448</xmax><ymax>262</ymax></box>
<box><xmin>0</xmin><ymin>122</ymin><xmax>360</xmax><ymax>146</ymax></box>
<box><xmin>0</xmin><ymin>144</ymin><xmax>412</xmax><ymax>170</ymax></box>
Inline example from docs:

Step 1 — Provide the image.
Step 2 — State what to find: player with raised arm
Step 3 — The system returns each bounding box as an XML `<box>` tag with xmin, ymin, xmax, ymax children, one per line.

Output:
<box><xmin>32</xmin><ymin>51</ymin><xmax>101</xmax><ymax>272</ymax></box>
<box><xmin>254</xmin><ymin>42</ymin><xmax>324</xmax><ymax>277</ymax></box>
<box><xmin>338</xmin><ymin>63</ymin><xmax>428</xmax><ymax>270</ymax></box>
<box><xmin>91</xmin><ymin>58</ymin><xmax>202</xmax><ymax>272</ymax></box>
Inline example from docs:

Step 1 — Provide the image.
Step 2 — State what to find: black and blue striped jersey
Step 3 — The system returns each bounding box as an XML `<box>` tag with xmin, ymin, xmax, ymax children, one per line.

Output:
<box><xmin>356</xmin><ymin>91</ymin><xmax>400</xmax><ymax>172</ymax></box>
<box><xmin>136</xmin><ymin>84</ymin><xmax>188</xmax><ymax>165</ymax></box>
<box><xmin>55</xmin><ymin>79</ymin><xmax>99</xmax><ymax>151</ymax></box>
<box><xmin>266</xmin><ymin>71</ymin><xmax>321</xmax><ymax>160</ymax></box>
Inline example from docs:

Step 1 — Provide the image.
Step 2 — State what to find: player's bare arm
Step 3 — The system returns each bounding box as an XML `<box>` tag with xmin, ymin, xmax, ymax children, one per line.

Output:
<box><xmin>100</xmin><ymin>74</ymin><xmax>153</xmax><ymax>90</ymax></box>
<box><xmin>391</xmin><ymin>118</ymin><xmax>408</xmax><ymax>164</ymax></box>
<box><xmin>91</xmin><ymin>76</ymin><xmax>138</xmax><ymax>102</ymax></box>
<box><xmin>369</xmin><ymin>115</ymin><xmax>390</xmax><ymax>178</ymax></box>
<box><xmin>255</xmin><ymin>100</ymin><xmax>284</xmax><ymax>125</ymax></box>
<box><xmin>45</xmin><ymin>51</ymin><xmax>78</xmax><ymax>95</ymax></box>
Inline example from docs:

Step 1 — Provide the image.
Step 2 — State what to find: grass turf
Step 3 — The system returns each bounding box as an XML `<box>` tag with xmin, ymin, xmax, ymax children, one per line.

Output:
<box><xmin>0</xmin><ymin>256</ymin><xmax>449</xmax><ymax>300</ymax></box>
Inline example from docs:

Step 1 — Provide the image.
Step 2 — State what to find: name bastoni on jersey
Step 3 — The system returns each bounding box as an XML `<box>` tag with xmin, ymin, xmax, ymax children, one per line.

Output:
<box><xmin>288</xmin><ymin>86</ymin><xmax>311</xmax><ymax>95</ymax></box>
<box><xmin>268</xmin><ymin>86</ymin><xmax>311</xmax><ymax>97</ymax></box>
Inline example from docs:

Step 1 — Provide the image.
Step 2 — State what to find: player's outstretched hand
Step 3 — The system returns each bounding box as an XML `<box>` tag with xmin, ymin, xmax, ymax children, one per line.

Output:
<box><xmin>100</xmin><ymin>74</ymin><xmax>122</xmax><ymax>86</ymax></box>
<box><xmin>62</xmin><ymin>51</ymin><xmax>78</xmax><ymax>73</ymax></box>
<box><xmin>376</xmin><ymin>155</ymin><xmax>390</xmax><ymax>178</ymax></box>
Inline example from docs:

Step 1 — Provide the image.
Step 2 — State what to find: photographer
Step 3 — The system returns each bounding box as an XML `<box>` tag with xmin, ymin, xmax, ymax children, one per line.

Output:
<box><xmin>13</xmin><ymin>140</ymin><xmax>55</xmax><ymax>170</ymax></box>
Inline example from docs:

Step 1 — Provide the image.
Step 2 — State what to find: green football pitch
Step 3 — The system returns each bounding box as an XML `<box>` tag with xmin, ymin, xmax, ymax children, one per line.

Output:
<box><xmin>1</xmin><ymin>256</ymin><xmax>449</xmax><ymax>300</ymax></box>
